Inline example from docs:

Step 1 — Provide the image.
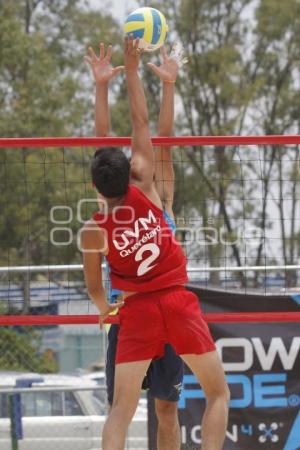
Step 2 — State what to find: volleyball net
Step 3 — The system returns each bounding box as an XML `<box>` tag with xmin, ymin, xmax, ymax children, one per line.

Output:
<box><xmin>0</xmin><ymin>136</ymin><xmax>299</xmax><ymax>332</ymax></box>
<box><xmin>0</xmin><ymin>135</ymin><xmax>299</xmax><ymax>449</ymax></box>
<box><xmin>0</xmin><ymin>135</ymin><xmax>299</xmax><ymax>315</ymax></box>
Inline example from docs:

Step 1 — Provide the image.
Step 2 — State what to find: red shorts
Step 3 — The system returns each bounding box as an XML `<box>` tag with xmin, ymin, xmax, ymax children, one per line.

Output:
<box><xmin>116</xmin><ymin>286</ymin><xmax>216</xmax><ymax>364</ymax></box>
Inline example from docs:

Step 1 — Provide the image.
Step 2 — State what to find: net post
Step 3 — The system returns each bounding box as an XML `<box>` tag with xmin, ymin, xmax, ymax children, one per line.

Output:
<box><xmin>8</xmin><ymin>394</ymin><xmax>20</xmax><ymax>450</ymax></box>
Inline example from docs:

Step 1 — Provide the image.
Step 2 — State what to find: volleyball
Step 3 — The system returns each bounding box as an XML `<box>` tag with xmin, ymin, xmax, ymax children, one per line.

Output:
<box><xmin>124</xmin><ymin>7</ymin><xmax>168</xmax><ymax>52</ymax></box>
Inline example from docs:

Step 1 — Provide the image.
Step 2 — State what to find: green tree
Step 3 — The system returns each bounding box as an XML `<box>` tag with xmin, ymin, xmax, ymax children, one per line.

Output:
<box><xmin>250</xmin><ymin>0</ymin><xmax>300</xmax><ymax>285</ymax></box>
<box><xmin>0</xmin><ymin>324</ymin><xmax>57</xmax><ymax>372</ymax></box>
<box><xmin>133</xmin><ymin>0</ymin><xmax>300</xmax><ymax>286</ymax></box>
<box><xmin>0</xmin><ymin>1</ymin><xmax>124</xmax><ymax>318</ymax></box>
<box><xmin>0</xmin><ymin>0</ymin><xmax>124</xmax><ymax>137</ymax></box>
<box><xmin>134</xmin><ymin>0</ymin><xmax>261</xmax><ymax>284</ymax></box>
<box><xmin>0</xmin><ymin>0</ymin><xmax>123</xmax><ymax>266</ymax></box>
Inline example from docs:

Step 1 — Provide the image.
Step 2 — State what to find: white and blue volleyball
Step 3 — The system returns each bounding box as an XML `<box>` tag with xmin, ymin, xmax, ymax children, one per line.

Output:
<box><xmin>124</xmin><ymin>7</ymin><xmax>168</xmax><ymax>52</ymax></box>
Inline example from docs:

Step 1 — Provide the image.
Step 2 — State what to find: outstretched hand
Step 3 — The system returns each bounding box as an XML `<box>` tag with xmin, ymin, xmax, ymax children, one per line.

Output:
<box><xmin>84</xmin><ymin>43</ymin><xmax>124</xmax><ymax>84</ymax></box>
<box><xmin>147</xmin><ymin>43</ymin><xmax>188</xmax><ymax>83</ymax></box>
<box><xmin>124</xmin><ymin>35</ymin><xmax>144</xmax><ymax>73</ymax></box>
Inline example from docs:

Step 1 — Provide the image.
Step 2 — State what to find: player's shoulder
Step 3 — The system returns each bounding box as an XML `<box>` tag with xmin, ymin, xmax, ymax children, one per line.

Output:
<box><xmin>129</xmin><ymin>182</ymin><xmax>163</xmax><ymax>211</ymax></box>
<box><xmin>80</xmin><ymin>219</ymin><xmax>104</xmax><ymax>249</ymax></box>
<box><xmin>81</xmin><ymin>218</ymin><xmax>99</xmax><ymax>231</ymax></box>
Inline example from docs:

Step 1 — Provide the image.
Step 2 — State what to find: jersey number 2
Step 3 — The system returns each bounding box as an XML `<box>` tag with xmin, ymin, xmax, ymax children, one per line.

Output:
<box><xmin>135</xmin><ymin>243</ymin><xmax>160</xmax><ymax>276</ymax></box>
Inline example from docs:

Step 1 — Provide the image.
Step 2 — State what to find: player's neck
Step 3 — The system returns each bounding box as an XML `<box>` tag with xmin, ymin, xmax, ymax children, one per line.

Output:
<box><xmin>106</xmin><ymin>195</ymin><xmax>126</xmax><ymax>212</ymax></box>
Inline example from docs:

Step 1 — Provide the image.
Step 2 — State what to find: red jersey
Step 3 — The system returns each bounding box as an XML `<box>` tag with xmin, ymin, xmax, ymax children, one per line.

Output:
<box><xmin>93</xmin><ymin>184</ymin><xmax>188</xmax><ymax>292</ymax></box>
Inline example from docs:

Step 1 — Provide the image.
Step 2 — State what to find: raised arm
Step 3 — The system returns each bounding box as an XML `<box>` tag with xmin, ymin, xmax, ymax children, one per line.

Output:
<box><xmin>84</xmin><ymin>43</ymin><xmax>124</xmax><ymax>136</ymax></box>
<box><xmin>124</xmin><ymin>36</ymin><xmax>156</xmax><ymax>194</ymax></box>
<box><xmin>148</xmin><ymin>46</ymin><xmax>179</xmax><ymax>218</ymax></box>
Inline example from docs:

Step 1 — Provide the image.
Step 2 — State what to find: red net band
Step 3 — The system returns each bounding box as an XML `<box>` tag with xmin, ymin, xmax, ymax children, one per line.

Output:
<box><xmin>0</xmin><ymin>312</ymin><xmax>300</xmax><ymax>326</ymax></box>
<box><xmin>1</xmin><ymin>135</ymin><xmax>300</xmax><ymax>148</ymax></box>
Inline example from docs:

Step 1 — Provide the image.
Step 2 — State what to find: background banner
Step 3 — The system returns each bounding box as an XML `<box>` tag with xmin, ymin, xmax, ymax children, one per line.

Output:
<box><xmin>148</xmin><ymin>286</ymin><xmax>300</xmax><ymax>450</ymax></box>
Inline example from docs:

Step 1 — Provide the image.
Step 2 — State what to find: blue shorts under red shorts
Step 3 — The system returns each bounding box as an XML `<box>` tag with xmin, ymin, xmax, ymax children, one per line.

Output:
<box><xmin>116</xmin><ymin>286</ymin><xmax>216</xmax><ymax>364</ymax></box>
<box><xmin>106</xmin><ymin>325</ymin><xmax>183</xmax><ymax>405</ymax></box>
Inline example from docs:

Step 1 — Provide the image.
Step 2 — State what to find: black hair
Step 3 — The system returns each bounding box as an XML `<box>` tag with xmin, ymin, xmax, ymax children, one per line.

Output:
<box><xmin>91</xmin><ymin>147</ymin><xmax>130</xmax><ymax>198</ymax></box>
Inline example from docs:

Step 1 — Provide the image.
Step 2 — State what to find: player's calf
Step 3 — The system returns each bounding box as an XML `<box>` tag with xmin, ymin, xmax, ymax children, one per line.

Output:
<box><xmin>155</xmin><ymin>399</ymin><xmax>181</xmax><ymax>450</ymax></box>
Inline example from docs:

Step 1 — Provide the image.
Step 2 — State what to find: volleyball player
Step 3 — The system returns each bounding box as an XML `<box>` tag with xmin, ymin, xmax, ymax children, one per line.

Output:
<box><xmin>81</xmin><ymin>36</ymin><xmax>229</xmax><ymax>450</ymax></box>
<box><xmin>84</xmin><ymin>41</ymin><xmax>184</xmax><ymax>449</ymax></box>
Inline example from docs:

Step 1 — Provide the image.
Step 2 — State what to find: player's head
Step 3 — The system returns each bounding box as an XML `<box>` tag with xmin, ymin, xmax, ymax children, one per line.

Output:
<box><xmin>91</xmin><ymin>148</ymin><xmax>130</xmax><ymax>198</ymax></box>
